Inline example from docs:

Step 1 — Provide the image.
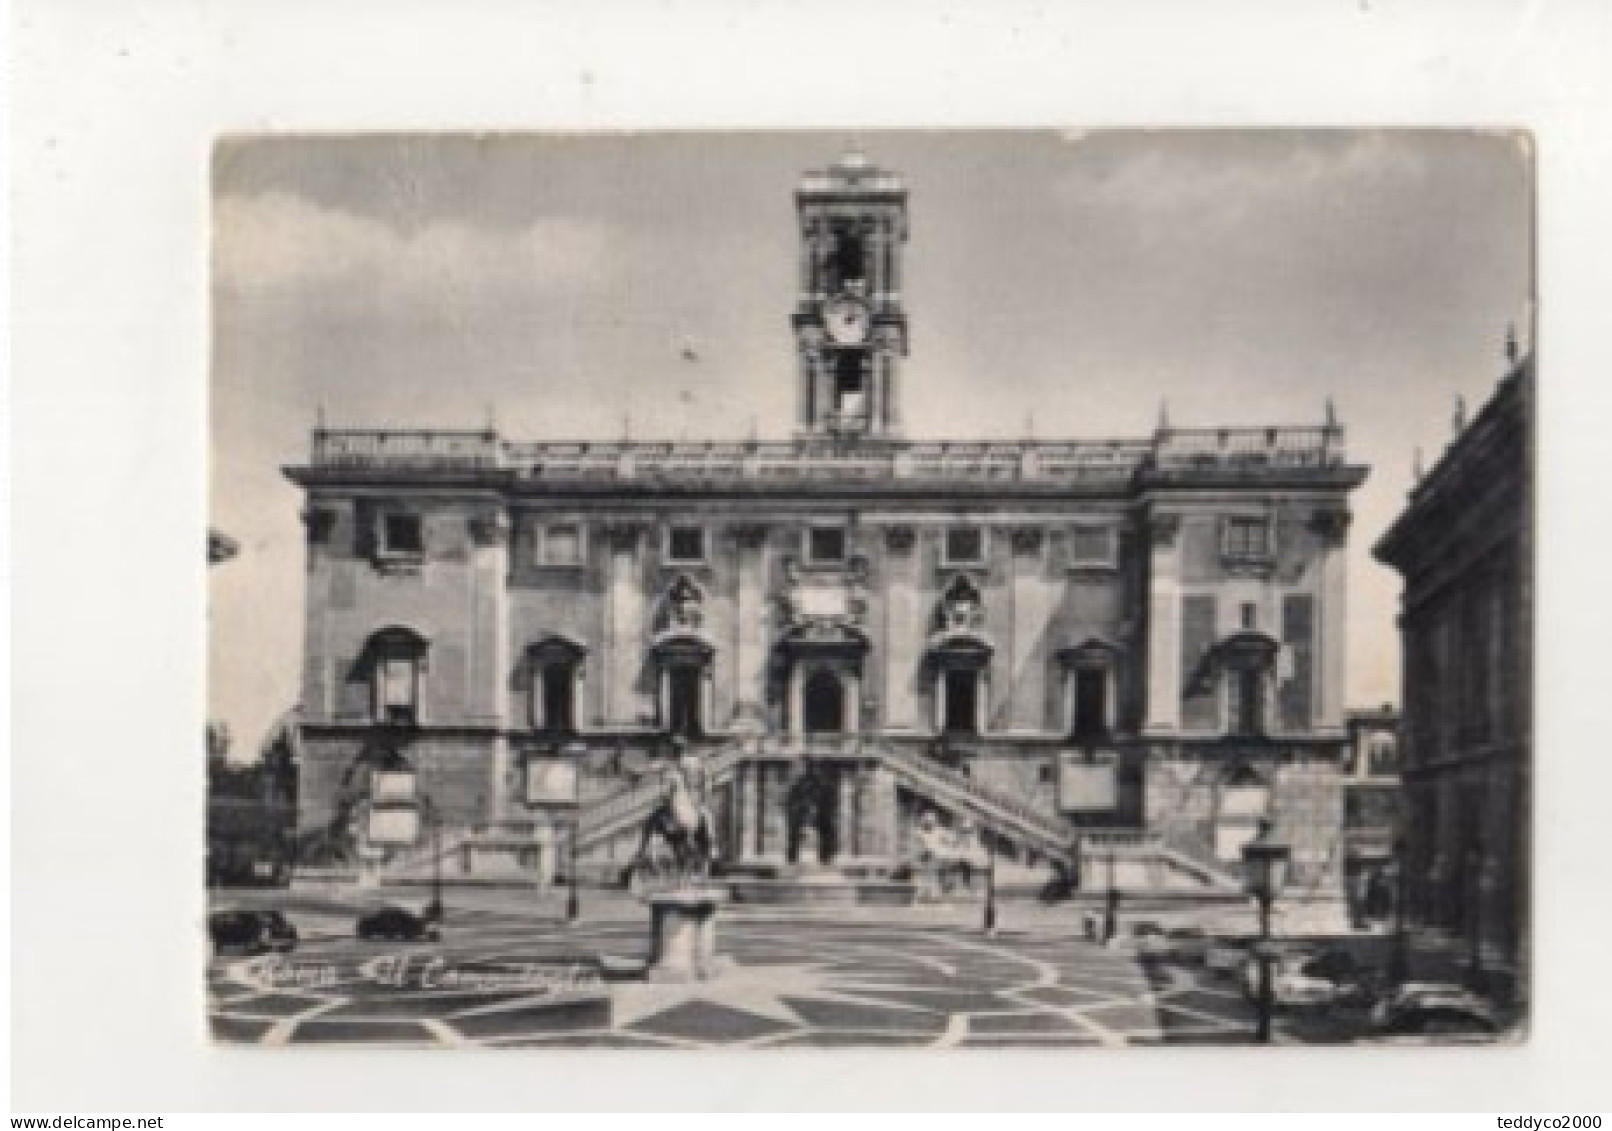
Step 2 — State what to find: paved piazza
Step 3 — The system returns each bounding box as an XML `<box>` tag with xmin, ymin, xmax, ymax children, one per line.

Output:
<box><xmin>208</xmin><ymin>891</ymin><xmax>1272</xmax><ymax>1048</ymax></box>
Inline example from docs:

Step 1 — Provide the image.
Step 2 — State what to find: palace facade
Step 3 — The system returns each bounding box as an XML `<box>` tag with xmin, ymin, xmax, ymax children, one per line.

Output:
<box><xmin>285</xmin><ymin>152</ymin><xmax>1368</xmax><ymax>896</ymax></box>
<box><xmin>1374</xmin><ymin>349</ymin><xmax>1532</xmax><ymax>993</ymax></box>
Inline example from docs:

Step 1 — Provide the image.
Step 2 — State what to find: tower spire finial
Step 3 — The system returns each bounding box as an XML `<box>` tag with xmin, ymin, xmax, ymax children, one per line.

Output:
<box><xmin>1453</xmin><ymin>393</ymin><xmax>1468</xmax><ymax>436</ymax></box>
<box><xmin>1157</xmin><ymin>399</ymin><xmax>1171</xmax><ymax>433</ymax></box>
<box><xmin>1413</xmin><ymin>446</ymin><xmax>1424</xmax><ymax>481</ymax></box>
<box><xmin>1505</xmin><ymin>321</ymin><xmax>1519</xmax><ymax>366</ymax></box>
<box><xmin>1324</xmin><ymin>397</ymin><xmax>1338</xmax><ymax>429</ymax></box>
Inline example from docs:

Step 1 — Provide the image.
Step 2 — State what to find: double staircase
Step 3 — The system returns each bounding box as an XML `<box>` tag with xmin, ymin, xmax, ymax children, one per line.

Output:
<box><xmin>372</xmin><ymin>738</ymin><xmax>1244</xmax><ymax>894</ymax></box>
<box><xmin>571</xmin><ymin>738</ymin><xmax>1080</xmax><ymax>870</ymax></box>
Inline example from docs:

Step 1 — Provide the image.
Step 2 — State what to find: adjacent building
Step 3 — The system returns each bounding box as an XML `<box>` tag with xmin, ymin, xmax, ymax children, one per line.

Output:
<box><xmin>1373</xmin><ymin>348</ymin><xmax>1532</xmax><ymax>993</ymax></box>
<box><xmin>1341</xmin><ymin>705</ymin><xmax>1401</xmax><ymax>926</ymax></box>
<box><xmin>283</xmin><ymin>152</ymin><xmax>1368</xmax><ymax>895</ymax></box>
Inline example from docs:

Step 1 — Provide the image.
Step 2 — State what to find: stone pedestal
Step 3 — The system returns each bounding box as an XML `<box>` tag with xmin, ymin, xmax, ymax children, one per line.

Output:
<box><xmin>646</xmin><ymin>890</ymin><xmax>733</xmax><ymax>983</ymax></box>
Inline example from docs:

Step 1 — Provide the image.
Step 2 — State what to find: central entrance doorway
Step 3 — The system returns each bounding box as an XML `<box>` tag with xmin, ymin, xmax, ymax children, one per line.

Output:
<box><xmin>803</xmin><ymin>669</ymin><xmax>845</xmax><ymax>735</ymax></box>
<box><xmin>785</xmin><ymin>761</ymin><xmax>842</xmax><ymax>865</ymax></box>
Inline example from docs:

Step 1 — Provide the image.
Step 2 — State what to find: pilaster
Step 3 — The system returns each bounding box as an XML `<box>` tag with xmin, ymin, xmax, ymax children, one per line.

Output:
<box><xmin>882</xmin><ymin>525</ymin><xmax>920</xmax><ymax>729</ymax></box>
<box><xmin>1313</xmin><ymin>508</ymin><xmax>1351</xmax><ymax>734</ymax></box>
<box><xmin>1008</xmin><ymin>525</ymin><xmax>1049</xmax><ymax>730</ymax></box>
<box><xmin>732</xmin><ymin>523</ymin><xmax>770</xmax><ymax>729</ymax></box>
<box><xmin>469</xmin><ymin>508</ymin><xmax>512</xmax><ymax>815</ymax></box>
<box><xmin>604</xmin><ymin>523</ymin><xmax>646</xmax><ymax>726</ymax></box>
<box><xmin>1144</xmin><ymin>512</ymin><xmax>1183</xmax><ymax>735</ymax></box>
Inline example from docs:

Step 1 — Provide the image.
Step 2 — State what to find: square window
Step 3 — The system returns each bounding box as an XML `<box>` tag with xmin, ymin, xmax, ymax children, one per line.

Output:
<box><xmin>540</xmin><ymin>524</ymin><xmax>582</xmax><ymax>566</ymax></box>
<box><xmin>807</xmin><ymin>526</ymin><xmax>846</xmax><ymax>563</ymax></box>
<box><xmin>944</xmin><ymin>526</ymin><xmax>985</xmax><ymax>566</ymax></box>
<box><xmin>1069</xmin><ymin>525</ymin><xmax>1117</xmax><ymax>567</ymax></box>
<box><xmin>667</xmin><ymin>525</ymin><xmax>705</xmax><ymax>564</ymax></box>
<box><xmin>1224</xmin><ymin>517</ymin><xmax>1272</xmax><ymax>559</ymax></box>
<box><xmin>381</xmin><ymin>513</ymin><xmax>423</xmax><ymax>555</ymax></box>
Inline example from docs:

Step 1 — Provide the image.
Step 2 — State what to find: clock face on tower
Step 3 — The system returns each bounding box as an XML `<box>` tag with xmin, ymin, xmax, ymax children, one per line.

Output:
<box><xmin>823</xmin><ymin>296</ymin><xmax>871</xmax><ymax>346</ymax></box>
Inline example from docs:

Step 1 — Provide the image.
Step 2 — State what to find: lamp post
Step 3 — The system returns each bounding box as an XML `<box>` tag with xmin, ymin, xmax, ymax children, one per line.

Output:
<box><xmin>1466</xmin><ymin>840</ymin><xmax>1485</xmax><ymax>991</ymax></box>
<box><xmin>1241</xmin><ymin>818</ymin><xmax>1291</xmax><ymax>1045</ymax></box>
<box><xmin>1389</xmin><ymin>836</ymin><xmax>1409</xmax><ymax>984</ymax></box>
<box><xmin>1103</xmin><ymin>850</ymin><xmax>1120</xmax><ymax>945</ymax></box>
<box><xmin>567</xmin><ymin>816</ymin><xmax>582</xmax><ymax>922</ymax></box>
<box><xmin>422</xmin><ymin>797</ymin><xmax>444</xmax><ymax>925</ymax></box>
<box><xmin>560</xmin><ymin>743</ymin><xmax>584</xmax><ymax>924</ymax></box>
<box><xmin>982</xmin><ymin>830</ymin><xmax>998</xmax><ymax>936</ymax></box>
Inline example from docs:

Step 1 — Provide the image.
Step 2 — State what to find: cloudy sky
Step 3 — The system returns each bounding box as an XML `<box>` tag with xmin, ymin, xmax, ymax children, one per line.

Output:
<box><xmin>211</xmin><ymin>131</ymin><xmax>1532</xmax><ymax>757</ymax></box>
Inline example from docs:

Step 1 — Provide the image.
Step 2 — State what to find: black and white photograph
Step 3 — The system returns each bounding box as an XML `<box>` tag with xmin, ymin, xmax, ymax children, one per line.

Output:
<box><xmin>204</xmin><ymin>130</ymin><xmax>1534</xmax><ymax>1050</ymax></box>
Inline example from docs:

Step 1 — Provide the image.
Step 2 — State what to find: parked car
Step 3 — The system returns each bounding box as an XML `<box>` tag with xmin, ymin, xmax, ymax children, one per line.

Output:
<box><xmin>1128</xmin><ymin>920</ymin><xmax>1167</xmax><ymax>953</ymax></box>
<box><xmin>1369</xmin><ymin>983</ymin><xmax>1499</xmax><ymax>1039</ymax></box>
<box><xmin>1160</xmin><ymin>926</ymin><xmax>1211</xmax><ymax>963</ymax></box>
<box><xmin>1241</xmin><ymin>946</ymin><xmax>1365</xmax><ymax>1007</ymax></box>
<box><xmin>356</xmin><ymin>905</ymin><xmax>441</xmax><ymax>943</ymax></box>
<box><xmin>1204</xmin><ymin>939</ymin><xmax>1256</xmax><ymax>975</ymax></box>
<box><xmin>209</xmin><ymin>909</ymin><xmax>298</xmax><ymax>956</ymax></box>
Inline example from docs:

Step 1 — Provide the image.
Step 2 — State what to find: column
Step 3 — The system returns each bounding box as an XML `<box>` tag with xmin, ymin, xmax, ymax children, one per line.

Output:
<box><xmin>882</xmin><ymin>355</ymin><xmax>901</xmax><ymax>433</ymax></box>
<box><xmin>887</xmin><ymin>224</ymin><xmax>902</xmax><ymax>298</ymax></box>
<box><xmin>869</xmin><ymin>226</ymin><xmax>887</xmax><ymax>300</ymax></box>
<box><xmin>839</xmin><ymin>771</ymin><xmax>861</xmax><ymax>858</ymax></box>
<box><xmin>299</xmin><ymin>504</ymin><xmax>340</xmax><ymax>722</ymax></box>
<box><xmin>799</xmin><ymin>223</ymin><xmax>815</xmax><ymax>292</ymax></box>
<box><xmin>733</xmin><ymin>763</ymin><xmax>754</xmax><ymax>864</ymax></box>
<box><xmin>1060</xmin><ymin>668</ymin><xmax>1075</xmax><ymax>734</ymax></box>
<box><xmin>810</xmin><ymin>226</ymin><xmax>827</xmax><ymax>301</ymax></box>
<box><xmin>732</xmin><ymin>525</ymin><xmax>769</xmax><ymax>728</ymax></box>
<box><xmin>605</xmin><ymin>524</ymin><xmax>644</xmax><ymax>726</ymax></box>
<box><xmin>867</xmin><ymin>354</ymin><xmax>884</xmax><ymax>437</ymax></box>
<box><xmin>857</xmin><ymin>767</ymin><xmax>898</xmax><ymax>863</ymax></box>
<box><xmin>1313</xmin><ymin>508</ymin><xmax>1351</xmax><ymax>734</ymax></box>
<box><xmin>976</xmin><ymin>669</ymin><xmax>991</xmax><ymax>734</ymax></box>
<box><xmin>572</xmin><ymin>664</ymin><xmax>587</xmax><ymax>734</ymax></box>
<box><xmin>933</xmin><ymin>671</ymin><xmax>947</xmax><ymax>733</ymax></box>
<box><xmin>788</xmin><ymin>664</ymin><xmax>805</xmax><ymax>738</ymax></box>
<box><xmin>882</xmin><ymin>526</ymin><xmax>920</xmax><ymax>728</ymax></box>
<box><xmin>1143</xmin><ymin>513</ymin><xmax>1182</xmax><ymax>735</ymax></box>
<box><xmin>843</xmin><ymin>669</ymin><xmax>862</xmax><ymax>734</ymax></box>
<box><xmin>799</xmin><ymin>356</ymin><xmax>814</xmax><ymax>431</ymax></box>
<box><xmin>1104</xmin><ymin>665</ymin><xmax>1119</xmax><ymax>732</ymax></box>
<box><xmin>761</xmin><ymin>764</ymin><xmax>788</xmax><ymax>858</ymax></box>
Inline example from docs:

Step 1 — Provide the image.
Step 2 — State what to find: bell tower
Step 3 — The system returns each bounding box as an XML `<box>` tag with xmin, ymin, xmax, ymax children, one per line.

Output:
<box><xmin>793</xmin><ymin>149</ymin><xmax>909</xmax><ymax>441</ymax></box>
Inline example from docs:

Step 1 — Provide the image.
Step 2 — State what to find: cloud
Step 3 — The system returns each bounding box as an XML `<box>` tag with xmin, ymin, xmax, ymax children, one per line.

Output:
<box><xmin>1056</xmin><ymin>132</ymin><xmax>1427</xmax><ymax>219</ymax></box>
<box><xmin>213</xmin><ymin>190</ymin><xmax>616</xmax><ymax>304</ymax></box>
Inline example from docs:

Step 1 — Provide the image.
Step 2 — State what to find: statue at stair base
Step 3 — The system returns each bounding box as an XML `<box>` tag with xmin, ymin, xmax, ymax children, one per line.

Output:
<box><xmin>627</xmin><ymin>739</ymin><xmax>720</xmax><ymax>896</ymax></box>
<box><xmin>626</xmin><ymin>739</ymin><xmax>733</xmax><ymax>984</ymax></box>
<box><xmin>909</xmin><ymin>811</ymin><xmax>990</xmax><ymax>901</ymax></box>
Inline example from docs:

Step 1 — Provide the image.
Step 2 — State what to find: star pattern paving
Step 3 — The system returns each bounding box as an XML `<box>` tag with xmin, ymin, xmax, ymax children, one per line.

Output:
<box><xmin>208</xmin><ymin>903</ymin><xmax>1263</xmax><ymax>1048</ymax></box>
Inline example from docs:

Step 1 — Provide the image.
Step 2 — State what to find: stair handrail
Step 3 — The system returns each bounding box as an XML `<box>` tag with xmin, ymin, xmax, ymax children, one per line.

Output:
<box><xmin>875</xmin><ymin>742</ymin><xmax>1074</xmax><ymax>856</ymax></box>
<box><xmin>576</xmin><ymin>743</ymin><xmax>749</xmax><ymax>842</ymax></box>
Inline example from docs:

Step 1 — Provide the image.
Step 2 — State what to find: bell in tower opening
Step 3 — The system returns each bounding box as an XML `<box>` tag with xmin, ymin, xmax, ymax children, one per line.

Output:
<box><xmin>793</xmin><ymin>149</ymin><xmax>909</xmax><ymax>441</ymax></box>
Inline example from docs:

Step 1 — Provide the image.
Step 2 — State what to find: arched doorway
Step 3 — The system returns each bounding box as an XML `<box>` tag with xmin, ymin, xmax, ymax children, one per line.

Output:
<box><xmin>803</xmin><ymin>669</ymin><xmax>845</xmax><ymax>735</ymax></box>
